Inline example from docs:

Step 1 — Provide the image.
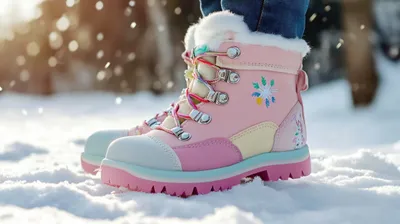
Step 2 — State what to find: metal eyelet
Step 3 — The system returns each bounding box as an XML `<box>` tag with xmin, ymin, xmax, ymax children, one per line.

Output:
<box><xmin>189</xmin><ymin>109</ymin><xmax>211</xmax><ymax>124</ymax></box>
<box><xmin>206</xmin><ymin>90</ymin><xmax>229</xmax><ymax>105</ymax></box>
<box><xmin>228</xmin><ymin>72</ymin><xmax>240</xmax><ymax>84</ymax></box>
<box><xmin>145</xmin><ymin>118</ymin><xmax>161</xmax><ymax>129</ymax></box>
<box><xmin>165</xmin><ymin>106</ymin><xmax>173</xmax><ymax>116</ymax></box>
<box><xmin>227</xmin><ymin>47</ymin><xmax>241</xmax><ymax>59</ymax></box>
<box><xmin>217</xmin><ymin>92</ymin><xmax>229</xmax><ymax>104</ymax></box>
<box><xmin>218</xmin><ymin>69</ymin><xmax>240</xmax><ymax>84</ymax></box>
<box><xmin>171</xmin><ymin>127</ymin><xmax>191</xmax><ymax>141</ymax></box>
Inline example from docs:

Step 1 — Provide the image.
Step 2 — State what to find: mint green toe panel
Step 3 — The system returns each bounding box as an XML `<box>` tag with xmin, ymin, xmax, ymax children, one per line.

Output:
<box><xmin>84</xmin><ymin>129</ymin><xmax>128</xmax><ymax>157</ymax></box>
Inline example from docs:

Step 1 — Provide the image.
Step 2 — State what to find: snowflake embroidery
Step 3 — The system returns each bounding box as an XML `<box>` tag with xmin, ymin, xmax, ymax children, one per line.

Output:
<box><xmin>251</xmin><ymin>76</ymin><xmax>278</xmax><ymax>108</ymax></box>
<box><xmin>292</xmin><ymin>113</ymin><xmax>305</xmax><ymax>148</ymax></box>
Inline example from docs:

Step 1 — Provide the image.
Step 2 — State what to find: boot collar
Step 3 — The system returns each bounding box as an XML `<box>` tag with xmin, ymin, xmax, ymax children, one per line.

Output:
<box><xmin>193</xmin><ymin>11</ymin><xmax>310</xmax><ymax>57</ymax></box>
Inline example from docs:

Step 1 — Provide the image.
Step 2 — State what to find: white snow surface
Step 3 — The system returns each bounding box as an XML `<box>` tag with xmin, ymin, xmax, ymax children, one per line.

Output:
<box><xmin>1</xmin><ymin>54</ymin><xmax>400</xmax><ymax>223</ymax></box>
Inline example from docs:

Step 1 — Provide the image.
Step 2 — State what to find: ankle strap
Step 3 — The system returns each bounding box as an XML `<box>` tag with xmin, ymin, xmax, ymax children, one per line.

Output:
<box><xmin>216</xmin><ymin>42</ymin><xmax>303</xmax><ymax>75</ymax></box>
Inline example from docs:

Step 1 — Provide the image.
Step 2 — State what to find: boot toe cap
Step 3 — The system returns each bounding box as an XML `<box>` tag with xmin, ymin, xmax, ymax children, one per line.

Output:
<box><xmin>105</xmin><ymin>135</ymin><xmax>182</xmax><ymax>171</ymax></box>
<box><xmin>84</xmin><ymin>130</ymin><xmax>128</xmax><ymax>157</ymax></box>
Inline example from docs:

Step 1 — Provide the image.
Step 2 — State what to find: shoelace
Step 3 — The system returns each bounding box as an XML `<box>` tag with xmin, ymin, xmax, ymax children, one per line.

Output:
<box><xmin>133</xmin><ymin>51</ymin><xmax>195</xmax><ymax>134</ymax></box>
<box><xmin>155</xmin><ymin>49</ymin><xmax>230</xmax><ymax>139</ymax></box>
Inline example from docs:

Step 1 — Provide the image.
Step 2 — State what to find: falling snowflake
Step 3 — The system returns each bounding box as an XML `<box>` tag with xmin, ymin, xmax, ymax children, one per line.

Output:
<box><xmin>115</xmin><ymin>97</ymin><xmax>122</xmax><ymax>105</ymax></box>
<box><xmin>95</xmin><ymin>1</ymin><xmax>104</xmax><ymax>11</ymax></box>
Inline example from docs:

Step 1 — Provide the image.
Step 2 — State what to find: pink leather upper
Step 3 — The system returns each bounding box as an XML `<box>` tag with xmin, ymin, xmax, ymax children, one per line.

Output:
<box><xmin>217</xmin><ymin>42</ymin><xmax>303</xmax><ymax>74</ymax></box>
<box><xmin>173</xmin><ymin>138</ymin><xmax>242</xmax><ymax>171</ymax></box>
<box><xmin>147</xmin><ymin>43</ymin><xmax>302</xmax><ymax>148</ymax></box>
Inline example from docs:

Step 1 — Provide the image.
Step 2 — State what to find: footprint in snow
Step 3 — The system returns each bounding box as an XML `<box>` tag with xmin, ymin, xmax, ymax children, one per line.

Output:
<box><xmin>70</xmin><ymin>138</ymin><xmax>86</xmax><ymax>146</ymax></box>
<box><xmin>0</xmin><ymin>142</ymin><xmax>48</xmax><ymax>162</ymax></box>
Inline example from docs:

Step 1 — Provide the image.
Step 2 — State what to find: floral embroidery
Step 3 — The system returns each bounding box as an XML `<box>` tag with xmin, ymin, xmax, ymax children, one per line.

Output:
<box><xmin>251</xmin><ymin>76</ymin><xmax>278</xmax><ymax>108</ymax></box>
<box><xmin>292</xmin><ymin>113</ymin><xmax>305</xmax><ymax>148</ymax></box>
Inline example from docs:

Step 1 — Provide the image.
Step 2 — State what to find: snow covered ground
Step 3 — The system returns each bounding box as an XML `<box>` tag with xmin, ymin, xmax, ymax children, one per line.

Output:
<box><xmin>1</xmin><ymin>53</ymin><xmax>400</xmax><ymax>223</ymax></box>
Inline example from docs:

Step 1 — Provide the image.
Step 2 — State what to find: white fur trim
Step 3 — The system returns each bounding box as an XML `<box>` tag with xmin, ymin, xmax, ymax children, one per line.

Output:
<box><xmin>194</xmin><ymin>11</ymin><xmax>310</xmax><ymax>57</ymax></box>
<box><xmin>184</xmin><ymin>24</ymin><xmax>198</xmax><ymax>50</ymax></box>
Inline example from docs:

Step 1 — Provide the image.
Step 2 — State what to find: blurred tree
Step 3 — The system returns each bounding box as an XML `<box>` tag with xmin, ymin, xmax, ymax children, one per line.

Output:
<box><xmin>342</xmin><ymin>0</ymin><xmax>379</xmax><ymax>106</ymax></box>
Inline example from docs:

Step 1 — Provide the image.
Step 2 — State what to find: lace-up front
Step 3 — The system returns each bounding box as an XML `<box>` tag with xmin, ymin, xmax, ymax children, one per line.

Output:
<box><xmin>131</xmin><ymin>51</ymin><xmax>197</xmax><ymax>135</ymax></box>
<box><xmin>156</xmin><ymin>46</ymin><xmax>241</xmax><ymax>140</ymax></box>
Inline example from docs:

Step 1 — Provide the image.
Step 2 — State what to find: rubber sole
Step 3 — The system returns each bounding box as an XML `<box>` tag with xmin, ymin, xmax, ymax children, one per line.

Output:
<box><xmin>101</xmin><ymin>146</ymin><xmax>311</xmax><ymax>196</ymax></box>
<box><xmin>81</xmin><ymin>153</ymin><xmax>103</xmax><ymax>174</ymax></box>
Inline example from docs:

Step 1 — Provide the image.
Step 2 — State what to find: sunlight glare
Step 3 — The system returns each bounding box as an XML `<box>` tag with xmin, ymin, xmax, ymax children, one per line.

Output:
<box><xmin>0</xmin><ymin>0</ymin><xmax>43</xmax><ymax>29</ymax></box>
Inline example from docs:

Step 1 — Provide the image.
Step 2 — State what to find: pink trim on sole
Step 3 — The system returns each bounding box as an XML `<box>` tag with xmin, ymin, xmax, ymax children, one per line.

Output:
<box><xmin>81</xmin><ymin>157</ymin><xmax>100</xmax><ymax>175</ymax></box>
<box><xmin>101</xmin><ymin>156</ymin><xmax>311</xmax><ymax>197</ymax></box>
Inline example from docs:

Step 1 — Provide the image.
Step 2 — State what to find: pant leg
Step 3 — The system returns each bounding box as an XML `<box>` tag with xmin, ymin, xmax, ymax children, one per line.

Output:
<box><xmin>199</xmin><ymin>0</ymin><xmax>223</xmax><ymax>16</ymax></box>
<box><xmin>221</xmin><ymin>0</ymin><xmax>309</xmax><ymax>39</ymax></box>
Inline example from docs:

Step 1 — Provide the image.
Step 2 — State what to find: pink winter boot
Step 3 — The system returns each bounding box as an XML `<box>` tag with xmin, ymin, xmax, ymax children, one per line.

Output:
<box><xmin>101</xmin><ymin>11</ymin><xmax>311</xmax><ymax>196</ymax></box>
<box><xmin>81</xmin><ymin>25</ymin><xmax>198</xmax><ymax>174</ymax></box>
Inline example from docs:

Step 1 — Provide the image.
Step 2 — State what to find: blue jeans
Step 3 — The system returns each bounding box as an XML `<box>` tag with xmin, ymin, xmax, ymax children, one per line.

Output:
<box><xmin>200</xmin><ymin>0</ymin><xmax>309</xmax><ymax>39</ymax></box>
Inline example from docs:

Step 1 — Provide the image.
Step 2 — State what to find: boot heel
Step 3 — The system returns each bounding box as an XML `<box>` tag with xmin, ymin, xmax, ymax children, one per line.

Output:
<box><xmin>256</xmin><ymin>155</ymin><xmax>311</xmax><ymax>182</ymax></box>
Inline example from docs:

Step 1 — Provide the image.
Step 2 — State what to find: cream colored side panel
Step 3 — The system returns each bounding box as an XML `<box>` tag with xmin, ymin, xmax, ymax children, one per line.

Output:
<box><xmin>229</xmin><ymin>122</ymin><xmax>278</xmax><ymax>159</ymax></box>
